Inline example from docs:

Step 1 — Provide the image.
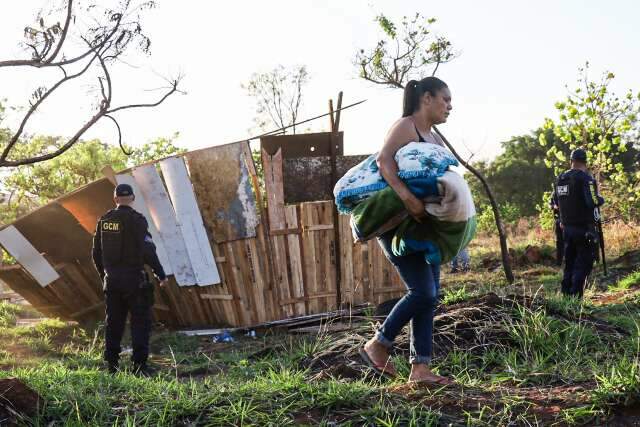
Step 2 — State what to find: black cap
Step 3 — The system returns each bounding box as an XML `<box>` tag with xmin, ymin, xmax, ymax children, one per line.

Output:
<box><xmin>114</xmin><ymin>183</ymin><xmax>134</xmax><ymax>197</ymax></box>
<box><xmin>570</xmin><ymin>148</ymin><xmax>587</xmax><ymax>162</ymax></box>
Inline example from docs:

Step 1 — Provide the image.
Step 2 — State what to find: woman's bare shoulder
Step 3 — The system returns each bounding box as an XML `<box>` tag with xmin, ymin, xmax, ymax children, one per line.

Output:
<box><xmin>385</xmin><ymin>117</ymin><xmax>418</xmax><ymax>143</ymax></box>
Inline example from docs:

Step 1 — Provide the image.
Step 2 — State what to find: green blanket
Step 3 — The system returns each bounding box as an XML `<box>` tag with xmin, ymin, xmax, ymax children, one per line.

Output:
<box><xmin>350</xmin><ymin>171</ymin><xmax>476</xmax><ymax>264</ymax></box>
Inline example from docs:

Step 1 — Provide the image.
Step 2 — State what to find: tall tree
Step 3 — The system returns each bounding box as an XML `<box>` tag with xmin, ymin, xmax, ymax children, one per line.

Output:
<box><xmin>356</xmin><ymin>13</ymin><xmax>514</xmax><ymax>282</ymax></box>
<box><xmin>243</xmin><ymin>65</ymin><xmax>309</xmax><ymax>133</ymax></box>
<box><xmin>0</xmin><ymin>0</ymin><xmax>182</xmax><ymax>168</ymax></box>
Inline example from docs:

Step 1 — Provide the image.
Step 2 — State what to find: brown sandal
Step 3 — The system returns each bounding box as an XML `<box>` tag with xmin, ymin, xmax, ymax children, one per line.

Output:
<box><xmin>359</xmin><ymin>347</ymin><xmax>397</xmax><ymax>378</ymax></box>
<box><xmin>408</xmin><ymin>375</ymin><xmax>454</xmax><ymax>386</ymax></box>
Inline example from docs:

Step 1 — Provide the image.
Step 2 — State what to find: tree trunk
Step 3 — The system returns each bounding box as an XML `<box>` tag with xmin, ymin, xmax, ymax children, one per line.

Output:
<box><xmin>434</xmin><ymin>126</ymin><xmax>515</xmax><ymax>283</ymax></box>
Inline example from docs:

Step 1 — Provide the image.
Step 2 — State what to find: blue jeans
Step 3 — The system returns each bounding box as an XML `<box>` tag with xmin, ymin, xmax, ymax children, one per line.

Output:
<box><xmin>450</xmin><ymin>247</ymin><xmax>470</xmax><ymax>270</ymax></box>
<box><xmin>375</xmin><ymin>230</ymin><xmax>440</xmax><ymax>364</ymax></box>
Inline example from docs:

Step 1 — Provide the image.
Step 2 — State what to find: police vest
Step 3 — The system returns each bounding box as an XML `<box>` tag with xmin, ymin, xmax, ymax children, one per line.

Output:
<box><xmin>98</xmin><ymin>208</ymin><xmax>144</xmax><ymax>270</ymax></box>
<box><xmin>555</xmin><ymin>170</ymin><xmax>594</xmax><ymax>227</ymax></box>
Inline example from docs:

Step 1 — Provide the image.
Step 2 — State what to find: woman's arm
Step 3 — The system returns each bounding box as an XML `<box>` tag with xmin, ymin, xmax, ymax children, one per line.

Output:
<box><xmin>376</xmin><ymin>118</ymin><xmax>426</xmax><ymax>221</ymax></box>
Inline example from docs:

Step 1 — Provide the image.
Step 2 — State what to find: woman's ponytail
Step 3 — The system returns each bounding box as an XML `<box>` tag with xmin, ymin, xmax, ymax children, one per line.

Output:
<box><xmin>401</xmin><ymin>77</ymin><xmax>448</xmax><ymax>117</ymax></box>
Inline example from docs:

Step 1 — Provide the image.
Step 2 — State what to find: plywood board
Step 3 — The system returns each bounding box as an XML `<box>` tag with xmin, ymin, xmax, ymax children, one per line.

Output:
<box><xmin>185</xmin><ymin>142</ymin><xmax>259</xmax><ymax>243</ymax></box>
<box><xmin>58</xmin><ymin>178</ymin><xmax>116</xmax><ymax>233</ymax></box>
<box><xmin>11</xmin><ymin>203</ymin><xmax>93</xmax><ymax>264</ymax></box>
<box><xmin>132</xmin><ymin>164</ymin><xmax>197</xmax><ymax>286</ymax></box>
<box><xmin>115</xmin><ymin>173</ymin><xmax>173</xmax><ymax>275</ymax></box>
<box><xmin>0</xmin><ymin>226</ymin><xmax>60</xmax><ymax>287</ymax></box>
<box><xmin>159</xmin><ymin>157</ymin><xmax>220</xmax><ymax>286</ymax></box>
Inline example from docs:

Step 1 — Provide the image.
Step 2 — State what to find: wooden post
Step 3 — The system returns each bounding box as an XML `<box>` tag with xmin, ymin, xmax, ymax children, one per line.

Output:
<box><xmin>329</xmin><ymin>92</ymin><xmax>343</xmax><ymax>308</ymax></box>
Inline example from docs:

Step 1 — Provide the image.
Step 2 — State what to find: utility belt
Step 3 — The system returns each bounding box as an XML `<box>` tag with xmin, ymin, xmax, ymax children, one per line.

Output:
<box><xmin>103</xmin><ymin>268</ymin><xmax>154</xmax><ymax>307</ymax></box>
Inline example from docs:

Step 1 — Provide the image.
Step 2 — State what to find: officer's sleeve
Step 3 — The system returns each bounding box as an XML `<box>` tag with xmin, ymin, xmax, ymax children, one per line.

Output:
<box><xmin>143</xmin><ymin>233</ymin><xmax>167</xmax><ymax>281</ymax></box>
<box><xmin>583</xmin><ymin>178</ymin><xmax>605</xmax><ymax>209</ymax></box>
<box><xmin>136</xmin><ymin>215</ymin><xmax>167</xmax><ymax>280</ymax></box>
<box><xmin>549</xmin><ymin>190</ymin><xmax>558</xmax><ymax>209</ymax></box>
<box><xmin>91</xmin><ymin>220</ymin><xmax>105</xmax><ymax>279</ymax></box>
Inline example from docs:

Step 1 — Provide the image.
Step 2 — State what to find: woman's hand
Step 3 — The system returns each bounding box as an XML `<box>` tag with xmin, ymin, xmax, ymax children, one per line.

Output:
<box><xmin>402</xmin><ymin>195</ymin><xmax>427</xmax><ymax>222</ymax></box>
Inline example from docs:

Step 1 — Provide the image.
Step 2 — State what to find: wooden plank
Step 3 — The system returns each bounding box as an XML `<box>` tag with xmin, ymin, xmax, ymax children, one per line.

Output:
<box><xmin>269</xmin><ymin>228</ymin><xmax>301</xmax><ymax>236</ymax></box>
<box><xmin>280</xmin><ymin>292</ymin><xmax>337</xmax><ymax>305</ymax></box>
<box><xmin>56</xmin><ymin>262</ymin><xmax>102</xmax><ymax>306</ymax></box>
<box><xmin>115</xmin><ymin>174</ymin><xmax>173</xmax><ymax>275</ymax></box>
<box><xmin>0</xmin><ymin>226</ymin><xmax>60</xmax><ymax>287</ymax></box>
<box><xmin>225</xmin><ymin>240</ymin><xmax>255</xmax><ymax>325</ymax></box>
<box><xmin>285</xmin><ymin>205</ymin><xmax>305</xmax><ymax>316</ymax></box>
<box><xmin>159</xmin><ymin>157</ymin><xmax>220</xmax><ymax>286</ymax></box>
<box><xmin>70</xmin><ymin>300</ymin><xmax>104</xmax><ymax>319</ymax></box>
<box><xmin>185</xmin><ymin>143</ymin><xmax>260</xmax><ymax>242</ymax></box>
<box><xmin>0</xmin><ymin>267</ymin><xmax>60</xmax><ymax>316</ymax></box>
<box><xmin>246</xmin><ymin>237</ymin><xmax>269</xmax><ymax>323</ymax></box>
<box><xmin>254</xmin><ymin>220</ymin><xmax>277</xmax><ymax>322</ymax></box>
<box><xmin>304</xmin><ymin>224</ymin><xmax>334</xmax><ymax>232</ymax></box>
<box><xmin>132</xmin><ymin>164</ymin><xmax>197</xmax><ymax>286</ymax></box>
<box><xmin>271</xmin><ymin>234</ymin><xmax>293</xmax><ymax>318</ymax></box>
<box><xmin>339</xmin><ymin>214</ymin><xmax>354</xmax><ymax>305</ymax></box>
<box><xmin>218</xmin><ymin>241</ymin><xmax>242</xmax><ymax>325</ymax></box>
<box><xmin>262</xmin><ymin>148</ymin><xmax>286</xmax><ymax>231</ymax></box>
<box><xmin>300</xmin><ymin>203</ymin><xmax>320</xmax><ymax>314</ymax></box>
<box><xmin>196</xmin><ymin>291</ymin><xmax>236</xmax><ymax>302</ymax></box>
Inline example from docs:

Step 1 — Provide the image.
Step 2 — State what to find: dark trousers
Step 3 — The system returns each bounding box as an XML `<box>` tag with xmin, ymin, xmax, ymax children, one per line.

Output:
<box><xmin>375</xmin><ymin>230</ymin><xmax>440</xmax><ymax>365</ymax></box>
<box><xmin>561</xmin><ymin>225</ymin><xmax>596</xmax><ymax>298</ymax></box>
<box><xmin>554</xmin><ymin>220</ymin><xmax>564</xmax><ymax>265</ymax></box>
<box><xmin>104</xmin><ymin>271</ymin><xmax>152</xmax><ymax>366</ymax></box>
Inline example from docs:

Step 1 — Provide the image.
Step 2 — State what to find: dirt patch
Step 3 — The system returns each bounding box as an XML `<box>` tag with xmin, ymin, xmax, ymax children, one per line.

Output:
<box><xmin>388</xmin><ymin>381</ymin><xmax>594</xmax><ymax>424</ymax></box>
<box><xmin>0</xmin><ymin>378</ymin><xmax>41</xmax><ymax>425</ymax></box>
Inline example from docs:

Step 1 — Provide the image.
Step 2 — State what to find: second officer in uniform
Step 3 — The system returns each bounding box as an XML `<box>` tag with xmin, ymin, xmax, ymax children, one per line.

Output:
<box><xmin>555</xmin><ymin>148</ymin><xmax>604</xmax><ymax>298</ymax></box>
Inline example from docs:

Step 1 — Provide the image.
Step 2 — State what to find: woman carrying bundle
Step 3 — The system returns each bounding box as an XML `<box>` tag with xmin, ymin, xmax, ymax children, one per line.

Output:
<box><xmin>359</xmin><ymin>77</ymin><xmax>454</xmax><ymax>385</ymax></box>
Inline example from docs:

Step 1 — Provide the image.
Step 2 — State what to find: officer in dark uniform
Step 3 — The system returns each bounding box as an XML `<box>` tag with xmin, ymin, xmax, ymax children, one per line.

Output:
<box><xmin>549</xmin><ymin>190</ymin><xmax>564</xmax><ymax>265</ymax></box>
<box><xmin>92</xmin><ymin>183</ymin><xmax>168</xmax><ymax>374</ymax></box>
<box><xmin>555</xmin><ymin>148</ymin><xmax>604</xmax><ymax>298</ymax></box>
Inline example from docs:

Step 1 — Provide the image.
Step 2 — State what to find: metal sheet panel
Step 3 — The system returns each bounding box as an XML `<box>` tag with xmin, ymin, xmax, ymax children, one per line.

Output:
<box><xmin>184</xmin><ymin>142</ymin><xmax>259</xmax><ymax>243</ymax></box>
<box><xmin>159</xmin><ymin>157</ymin><xmax>220</xmax><ymax>286</ymax></box>
<box><xmin>132</xmin><ymin>164</ymin><xmax>197</xmax><ymax>286</ymax></box>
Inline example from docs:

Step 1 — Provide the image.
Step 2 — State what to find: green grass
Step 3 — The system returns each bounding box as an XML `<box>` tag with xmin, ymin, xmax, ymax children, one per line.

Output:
<box><xmin>2</xmin><ymin>265</ymin><xmax>640</xmax><ymax>425</ymax></box>
<box><xmin>0</xmin><ymin>301</ymin><xmax>22</xmax><ymax>327</ymax></box>
<box><xmin>609</xmin><ymin>270</ymin><xmax>640</xmax><ymax>292</ymax></box>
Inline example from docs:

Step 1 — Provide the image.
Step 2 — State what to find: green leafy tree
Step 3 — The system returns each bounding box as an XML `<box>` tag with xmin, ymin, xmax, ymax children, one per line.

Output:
<box><xmin>127</xmin><ymin>132</ymin><xmax>185</xmax><ymax>165</ymax></box>
<box><xmin>541</xmin><ymin>63</ymin><xmax>640</xmax><ymax>219</ymax></box>
<box><xmin>469</xmin><ymin>128</ymin><xmax>560</xmax><ymax>217</ymax></box>
<box><xmin>356</xmin><ymin>13</ymin><xmax>455</xmax><ymax>86</ymax></box>
<box><xmin>0</xmin><ymin>135</ymin><xmax>184</xmax><ymax>226</ymax></box>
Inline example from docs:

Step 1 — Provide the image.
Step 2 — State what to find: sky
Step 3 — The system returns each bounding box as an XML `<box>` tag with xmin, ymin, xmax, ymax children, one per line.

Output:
<box><xmin>0</xmin><ymin>0</ymin><xmax>639</xmax><ymax>161</ymax></box>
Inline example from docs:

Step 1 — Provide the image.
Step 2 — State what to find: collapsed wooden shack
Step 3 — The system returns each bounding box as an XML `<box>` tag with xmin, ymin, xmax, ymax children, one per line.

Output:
<box><xmin>0</xmin><ymin>133</ymin><xmax>406</xmax><ymax>327</ymax></box>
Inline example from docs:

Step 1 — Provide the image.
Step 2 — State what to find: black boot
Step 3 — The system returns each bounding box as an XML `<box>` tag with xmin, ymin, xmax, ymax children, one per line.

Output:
<box><xmin>132</xmin><ymin>362</ymin><xmax>153</xmax><ymax>377</ymax></box>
